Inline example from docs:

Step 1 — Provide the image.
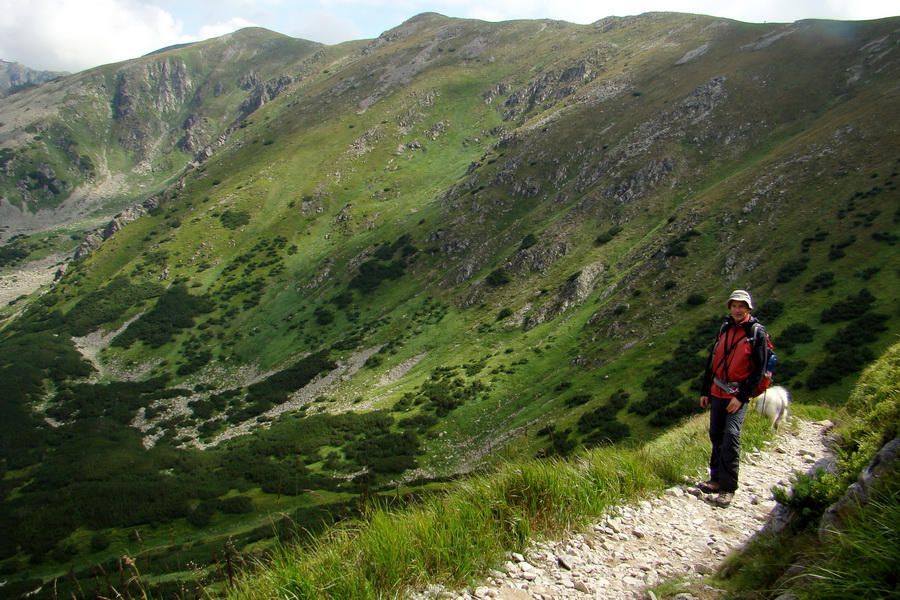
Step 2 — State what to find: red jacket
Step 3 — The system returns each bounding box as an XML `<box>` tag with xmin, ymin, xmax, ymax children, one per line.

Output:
<box><xmin>701</xmin><ymin>316</ymin><xmax>767</xmax><ymax>401</ymax></box>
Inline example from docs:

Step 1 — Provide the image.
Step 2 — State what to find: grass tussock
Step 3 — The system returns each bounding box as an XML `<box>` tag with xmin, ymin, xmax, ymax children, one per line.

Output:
<box><xmin>794</xmin><ymin>478</ymin><xmax>900</xmax><ymax>600</ymax></box>
<box><xmin>220</xmin><ymin>411</ymin><xmax>775</xmax><ymax>600</ymax></box>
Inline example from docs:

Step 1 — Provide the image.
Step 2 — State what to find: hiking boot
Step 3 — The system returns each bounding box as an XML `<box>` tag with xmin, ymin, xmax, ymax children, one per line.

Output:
<box><xmin>697</xmin><ymin>480</ymin><xmax>720</xmax><ymax>494</ymax></box>
<box><xmin>707</xmin><ymin>492</ymin><xmax>734</xmax><ymax>508</ymax></box>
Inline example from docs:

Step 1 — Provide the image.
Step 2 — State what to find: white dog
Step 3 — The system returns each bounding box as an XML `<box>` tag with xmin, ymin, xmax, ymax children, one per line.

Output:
<box><xmin>754</xmin><ymin>385</ymin><xmax>790</xmax><ymax>430</ymax></box>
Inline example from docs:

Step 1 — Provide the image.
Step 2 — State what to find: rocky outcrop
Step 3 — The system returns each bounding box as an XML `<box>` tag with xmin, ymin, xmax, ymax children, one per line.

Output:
<box><xmin>819</xmin><ymin>436</ymin><xmax>900</xmax><ymax>540</ymax></box>
<box><xmin>524</xmin><ymin>262</ymin><xmax>605</xmax><ymax>331</ymax></box>
<box><xmin>74</xmin><ymin>196</ymin><xmax>162</xmax><ymax>259</ymax></box>
<box><xmin>502</xmin><ymin>61</ymin><xmax>599</xmax><ymax>121</ymax></box>
<box><xmin>111</xmin><ymin>58</ymin><xmax>194</xmax><ymax>160</ymax></box>
<box><xmin>239</xmin><ymin>74</ymin><xmax>295</xmax><ymax>115</ymax></box>
<box><xmin>195</xmin><ymin>126</ymin><xmax>240</xmax><ymax>163</ymax></box>
<box><xmin>113</xmin><ymin>57</ymin><xmax>193</xmax><ymax>120</ymax></box>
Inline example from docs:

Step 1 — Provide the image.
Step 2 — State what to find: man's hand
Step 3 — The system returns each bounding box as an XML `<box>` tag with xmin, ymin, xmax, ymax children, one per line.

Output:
<box><xmin>700</xmin><ymin>396</ymin><xmax>709</xmax><ymax>409</ymax></box>
<box><xmin>726</xmin><ymin>398</ymin><xmax>743</xmax><ymax>414</ymax></box>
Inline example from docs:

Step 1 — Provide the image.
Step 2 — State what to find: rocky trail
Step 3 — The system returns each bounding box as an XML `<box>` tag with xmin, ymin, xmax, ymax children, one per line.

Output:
<box><xmin>412</xmin><ymin>419</ymin><xmax>832</xmax><ymax>600</ymax></box>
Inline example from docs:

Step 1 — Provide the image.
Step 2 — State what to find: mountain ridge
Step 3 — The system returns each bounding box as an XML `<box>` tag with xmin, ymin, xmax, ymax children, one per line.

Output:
<box><xmin>0</xmin><ymin>59</ymin><xmax>68</xmax><ymax>98</ymax></box>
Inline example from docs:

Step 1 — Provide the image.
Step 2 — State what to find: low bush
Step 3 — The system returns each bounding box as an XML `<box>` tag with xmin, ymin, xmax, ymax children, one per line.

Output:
<box><xmin>486</xmin><ymin>268</ymin><xmax>511</xmax><ymax>286</ymax></box>
<box><xmin>112</xmin><ymin>284</ymin><xmax>214</xmax><ymax>348</ymax></box>
<box><xmin>519</xmin><ymin>233</ymin><xmax>537</xmax><ymax>249</ymax></box>
<box><xmin>64</xmin><ymin>275</ymin><xmax>164</xmax><ymax>336</ymax></box>
<box><xmin>804</xmin><ymin>271</ymin><xmax>835</xmax><ymax>292</ymax></box>
<box><xmin>776</xmin><ymin>257</ymin><xmax>809</xmax><ymax>282</ymax></box>
<box><xmin>220</xmin><ymin>209</ymin><xmax>251</xmax><ymax>230</ymax></box>
<box><xmin>820</xmin><ymin>288</ymin><xmax>875</xmax><ymax>323</ymax></box>
<box><xmin>595</xmin><ymin>225</ymin><xmax>623</xmax><ymax>246</ymax></box>
<box><xmin>685</xmin><ymin>293</ymin><xmax>706</xmax><ymax>306</ymax></box>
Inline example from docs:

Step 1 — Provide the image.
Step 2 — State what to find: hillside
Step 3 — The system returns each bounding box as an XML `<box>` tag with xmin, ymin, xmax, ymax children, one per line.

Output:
<box><xmin>0</xmin><ymin>12</ymin><xmax>898</xmax><ymax>598</ymax></box>
<box><xmin>0</xmin><ymin>60</ymin><xmax>68</xmax><ymax>98</ymax></box>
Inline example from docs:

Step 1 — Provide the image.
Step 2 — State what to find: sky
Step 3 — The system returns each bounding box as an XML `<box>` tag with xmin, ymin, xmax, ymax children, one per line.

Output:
<box><xmin>1</xmin><ymin>0</ymin><xmax>897</xmax><ymax>73</ymax></box>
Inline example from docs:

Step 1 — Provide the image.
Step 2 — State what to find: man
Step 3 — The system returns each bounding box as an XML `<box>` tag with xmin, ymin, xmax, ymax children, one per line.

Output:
<box><xmin>698</xmin><ymin>289</ymin><xmax>768</xmax><ymax>508</ymax></box>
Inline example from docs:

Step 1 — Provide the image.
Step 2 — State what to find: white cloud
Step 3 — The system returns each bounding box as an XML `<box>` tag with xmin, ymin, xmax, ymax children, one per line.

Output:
<box><xmin>197</xmin><ymin>17</ymin><xmax>258</xmax><ymax>40</ymax></box>
<box><xmin>285</xmin><ymin>11</ymin><xmax>364</xmax><ymax>45</ymax></box>
<box><xmin>0</xmin><ymin>0</ymin><xmax>190</xmax><ymax>72</ymax></box>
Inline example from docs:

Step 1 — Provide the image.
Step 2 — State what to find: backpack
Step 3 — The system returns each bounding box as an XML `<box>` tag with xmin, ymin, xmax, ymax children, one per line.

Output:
<box><xmin>746</xmin><ymin>321</ymin><xmax>776</xmax><ymax>397</ymax></box>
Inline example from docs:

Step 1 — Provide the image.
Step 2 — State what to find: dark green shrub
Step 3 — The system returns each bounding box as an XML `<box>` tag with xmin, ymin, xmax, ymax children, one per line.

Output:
<box><xmin>565</xmin><ymin>393</ymin><xmax>592</xmax><ymax>408</ymax></box>
<box><xmin>219</xmin><ymin>496</ymin><xmax>253</xmax><ymax>514</ymax></box>
<box><xmin>63</xmin><ymin>275</ymin><xmax>164</xmax><ymax>336</ymax></box>
<box><xmin>872</xmin><ymin>231</ymin><xmax>899</xmax><ymax>245</ymax></box>
<box><xmin>545</xmin><ymin>428</ymin><xmax>577</xmax><ymax>457</ymax></box>
<box><xmin>244</xmin><ymin>350</ymin><xmax>336</xmax><ymax>408</ymax></box>
<box><xmin>754</xmin><ymin>299</ymin><xmax>784</xmax><ymax>324</ymax></box>
<box><xmin>776</xmin><ymin>358</ymin><xmax>807</xmax><ymax>383</ymax></box>
<box><xmin>801</xmin><ymin>231</ymin><xmax>829</xmax><ymax>251</ymax></box>
<box><xmin>486</xmin><ymin>268</ymin><xmax>511</xmax><ymax>286</ymax></box>
<box><xmin>350</xmin><ymin>259</ymin><xmax>407</xmax><ymax>292</ymax></box>
<box><xmin>219</xmin><ymin>209</ymin><xmax>251</xmax><ymax>229</ymax></box>
<box><xmin>398</xmin><ymin>413</ymin><xmax>438</xmax><ymax>431</ymax></box>
<box><xmin>187</xmin><ymin>505</ymin><xmax>213</xmax><ymax>528</ymax></box>
<box><xmin>594</xmin><ymin>226</ymin><xmax>623</xmax><ymax>245</ymax></box>
<box><xmin>608</xmin><ymin>389</ymin><xmax>630</xmax><ymax>410</ymax></box>
<box><xmin>805</xmin><ymin>271</ymin><xmax>836</xmax><ymax>292</ymax></box>
<box><xmin>332</xmin><ymin>291</ymin><xmax>353</xmax><ymax>308</ymax></box>
<box><xmin>577</xmin><ymin>403</ymin><xmax>618</xmax><ymax>433</ymax></box>
<box><xmin>649</xmin><ymin>395</ymin><xmax>702</xmax><ymax>427</ymax></box>
<box><xmin>583</xmin><ymin>420</ymin><xmax>630</xmax><ymax>447</ymax></box>
<box><xmin>826</xmin><ymin>313</ymin><xmax>888</xmax><ymax>350</ymax></box>
<box><xmin>0</xmin><ymin>245</ymin><xmax>29</xmax><ymax>268</ymax></box>
<box><xmin>821</xmin><ymin>289</ymin><xmax>876</xmax><ymax>323</ymax></box>
<box><xmin>112</xmin><ymin>284</ymin><xmax>213</xmax><ymax>348</ymax></box>
<box><xmin>777</xmin><ymin>323</ymin><xmax>814</xmax><ymax>352</ymax></box>
<box><xmin>686</xmin><ymin>293</ymin><xmax>706</xmax><ymax>306</ymax></box>
<box><xmin>776</xmin><ymin>257</ymin><xmax>809</xmax><ymax>282</ymax></box>
<box><xmin>630</xmin><ymin>384</ymin><xmax>680</xmax><ymax>416</ymax></box>
<box><xmin>772</xmin><ymin>468</ymin><xmax>834</xmax><ymax>530</ymax></box>
<box><xmin>90</xmin><ymin>533</ymin><xmax>111</xmax><ymax>552</ymax></box>
<box><xmin>314</xmin><ymin>307</ymin><xmax>335</xmax><ymax>325</ymax></box>
<box><xmin>807</xmin><ymin>348</ymin><xmax>875</xmax><ymax>390</ymax></box>
<box><xmin>665</xmin><ymin>242</ymin><xmax>689</xmax><ymax>257</ymax></box>
<box><xmin>827</xmin><ymin>235</ymin><xmax>857</xmax><ymax>262</ymax></box>
<box><xmin>519</xmin><ymin>233</ymin><xmax>537</xmax><ymax>250</ymax></box>
<box><xmin>666</xmin><ymin>229</ymin><xmax>700</xmax><ymax>257</ymax></box>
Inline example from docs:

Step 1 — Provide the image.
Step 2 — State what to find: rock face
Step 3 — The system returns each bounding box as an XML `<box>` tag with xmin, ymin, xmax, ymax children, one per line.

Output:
<box><xmin>819</xmin><ymin>436</ymin><xmax>900</xmax><ymax>540</ymax></box>
<box><xmin>409</xmin><ymin>420</ymin><xmax>831</xmax><ymax>600</ymax></box>
<box><xmin>524</xmin><ymin>262</ymin><xmax>605</xmax><ymax>331</ymax></box>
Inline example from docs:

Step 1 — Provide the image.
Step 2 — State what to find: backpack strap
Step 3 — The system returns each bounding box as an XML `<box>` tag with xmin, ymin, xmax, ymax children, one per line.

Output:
<box><xmin>712</xmin><ymin>321</ymin><xmax>747</xmax><ymax>383</ymax></box>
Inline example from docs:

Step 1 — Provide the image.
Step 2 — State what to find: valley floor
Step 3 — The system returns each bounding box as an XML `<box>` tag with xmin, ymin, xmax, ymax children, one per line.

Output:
<box><xmin>410</xmin><ymin>419</ymin><xmax>831</xmax><ymax>600</ymax></box>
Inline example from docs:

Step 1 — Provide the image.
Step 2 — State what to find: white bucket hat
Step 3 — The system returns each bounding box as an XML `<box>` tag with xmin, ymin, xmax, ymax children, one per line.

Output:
<box><xmin>727</xmin><ymin>289</ymin><xmax>754</xmax><ymax>309</ymax></box>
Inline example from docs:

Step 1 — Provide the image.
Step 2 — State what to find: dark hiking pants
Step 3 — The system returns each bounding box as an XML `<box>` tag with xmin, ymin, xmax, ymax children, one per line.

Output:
<box><xmin>708</xmin><ymin>395</ymin><xmax>748</xmax><ymax>492</ymax></box>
